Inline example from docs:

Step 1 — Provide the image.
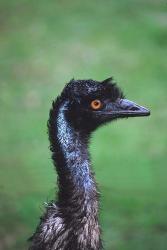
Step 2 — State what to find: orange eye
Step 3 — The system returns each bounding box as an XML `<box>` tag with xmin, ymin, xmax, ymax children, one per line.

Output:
<box><xmin>90</xmin><ymin>99</ymin><xmax>102</xmax><ymax>110</ymax></box>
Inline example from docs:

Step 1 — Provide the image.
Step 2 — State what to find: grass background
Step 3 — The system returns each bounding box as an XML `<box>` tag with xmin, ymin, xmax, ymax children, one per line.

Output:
<box><xmin>0</xmin><ymin>0</ymin><xmax>167</xmax><ymax>249</ymax></box>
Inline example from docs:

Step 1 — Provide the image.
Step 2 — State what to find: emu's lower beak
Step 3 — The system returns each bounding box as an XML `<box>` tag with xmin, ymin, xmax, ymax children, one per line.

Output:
<box><xmin>112</xmin><ymin>99</ymin><xmax>150</xmax><ymax>117</ymax></box>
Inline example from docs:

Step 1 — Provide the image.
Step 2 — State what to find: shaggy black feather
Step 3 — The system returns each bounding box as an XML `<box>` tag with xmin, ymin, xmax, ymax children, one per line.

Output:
<box><xmin>28</xmin><ymin>77</ymin><xmax>149</xmax><ymax>250</ymax></box>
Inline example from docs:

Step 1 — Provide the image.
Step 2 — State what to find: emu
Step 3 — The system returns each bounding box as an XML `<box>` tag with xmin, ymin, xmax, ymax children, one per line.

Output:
<box><xmin>29</xmin><ymin>78</ymin><xmax>150</xmax><ymax>250</ymax></box>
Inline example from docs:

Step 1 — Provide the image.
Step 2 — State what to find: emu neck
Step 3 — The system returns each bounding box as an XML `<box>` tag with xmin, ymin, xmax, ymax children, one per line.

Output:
<box><xmin>51</xmin><ymin>101</ymin><xmax>98</xmax><ymax>210</ymax></box>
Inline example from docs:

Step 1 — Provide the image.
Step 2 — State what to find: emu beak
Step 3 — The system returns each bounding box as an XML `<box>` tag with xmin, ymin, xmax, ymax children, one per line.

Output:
<box><xmin>99</xmin><ymin>99</ymin><xmax>150</xmax><ymax>118</ymax></box>
<box><xmin>112</xmin><ymin>98</ymin><xmax>150</xmax><ymax>118</ymax></box>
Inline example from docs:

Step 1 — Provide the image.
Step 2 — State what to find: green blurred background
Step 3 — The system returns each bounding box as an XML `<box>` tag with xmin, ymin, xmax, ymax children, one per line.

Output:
<box><xmin>0</xmin><ymin>0</ymin><xmax>167</xmax><ymax>249</ymax></box>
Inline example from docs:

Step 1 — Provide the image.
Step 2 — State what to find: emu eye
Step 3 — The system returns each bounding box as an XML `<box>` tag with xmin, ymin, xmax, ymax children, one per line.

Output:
<box><xmin>90</xmin><ymin>100</ymin><xmax>102</xmax><ymax>110</ymax></box>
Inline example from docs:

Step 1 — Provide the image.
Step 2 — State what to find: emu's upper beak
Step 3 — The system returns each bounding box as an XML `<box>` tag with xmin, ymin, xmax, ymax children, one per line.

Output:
<box><xmin>103</xmin><ymin>98</ymin><xmax>150</xmax><ymax>118</ymax></box>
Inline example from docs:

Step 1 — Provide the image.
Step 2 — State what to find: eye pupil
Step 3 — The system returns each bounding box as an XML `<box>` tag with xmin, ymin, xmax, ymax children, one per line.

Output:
<box><xmin>90</xmin><ymin>99</ymin><xmax>102</xmax><ymax>110</ymax></box>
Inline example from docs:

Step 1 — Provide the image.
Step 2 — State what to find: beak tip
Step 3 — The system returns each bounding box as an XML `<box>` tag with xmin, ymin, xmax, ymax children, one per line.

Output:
<box><xmin>142</xmin><ymin>107</ymin><xmax>151</xmax><ymax>116</ymax></box>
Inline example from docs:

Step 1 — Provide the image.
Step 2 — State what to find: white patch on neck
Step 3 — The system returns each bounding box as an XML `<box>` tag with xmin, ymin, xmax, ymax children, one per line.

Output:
<box><xmin>56</xmin><ymin>102</ymin><xmax>93</xmax><ymax>189</ymax></box>
<box><xmin>57</xmin><ymin>102</ymin><xmax>74</xmax><ymax>156</ymax></box>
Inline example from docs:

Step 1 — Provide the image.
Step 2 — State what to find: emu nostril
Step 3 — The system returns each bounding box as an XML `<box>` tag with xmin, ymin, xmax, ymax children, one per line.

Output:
<box><xmin>129</xmin><ymin>106</ymin><xmax>139</xmax><ymax>111</ymax></box>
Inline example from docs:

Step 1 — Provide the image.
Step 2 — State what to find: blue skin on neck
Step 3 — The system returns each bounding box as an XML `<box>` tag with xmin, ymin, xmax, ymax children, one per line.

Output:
<box><xmin>56</xmin><ymin>102</ymin><xmax>94</xmax><ymax>191</ymax></box>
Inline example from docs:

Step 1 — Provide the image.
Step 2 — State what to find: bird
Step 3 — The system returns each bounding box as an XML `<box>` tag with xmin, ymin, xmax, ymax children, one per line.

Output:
<box><xmin>28</xmin><ymin>77</ymin><xmax>150</xmax><ymax>250</ymax></box>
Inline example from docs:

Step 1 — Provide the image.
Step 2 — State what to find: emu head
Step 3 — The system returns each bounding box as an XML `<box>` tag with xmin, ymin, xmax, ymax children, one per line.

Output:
<box><xmin>60</xmin><ymin>78</ymin><xmax>150</xmax><ymax>132</ymax></box>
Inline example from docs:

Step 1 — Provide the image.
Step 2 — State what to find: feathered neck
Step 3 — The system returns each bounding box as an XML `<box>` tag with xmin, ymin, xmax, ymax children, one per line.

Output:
<box><xmin>48</xmin><ymin>98</ymin><xmax>98</xmax><ymax>212</ymax></box>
